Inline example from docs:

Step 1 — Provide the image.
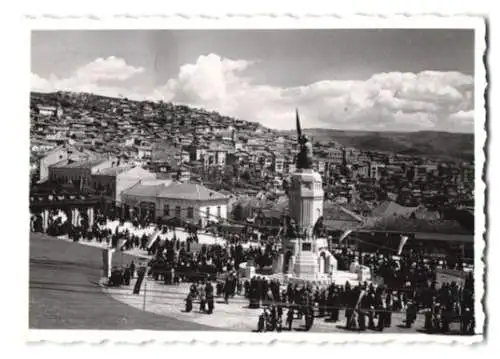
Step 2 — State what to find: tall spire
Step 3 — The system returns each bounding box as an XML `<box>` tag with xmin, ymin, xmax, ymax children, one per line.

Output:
<box><xmin>296</xmin><ymin>108</ymin><xmax>302</xmax><ymax>142</ymax></box>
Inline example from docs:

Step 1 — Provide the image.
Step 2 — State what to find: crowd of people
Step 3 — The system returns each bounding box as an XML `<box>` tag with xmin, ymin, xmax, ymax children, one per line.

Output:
<box><xmin>175</xmin><ymin>267</ymin><xmax>474</xmax><ymax>334</ymax></box>
<box><xmin>31</xmin><ymin>206</ymin><xmax>475</xmax><ymax>334</ymax></box>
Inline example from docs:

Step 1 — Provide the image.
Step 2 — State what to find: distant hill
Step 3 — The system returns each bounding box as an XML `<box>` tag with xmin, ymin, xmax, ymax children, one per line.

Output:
<box><xmin>283</xmin><ymin>129</ymin><xmax>474</xmax><ymax>162</ymax></box>
<box><xmin>31</xmin><ymin>91</ymin><xmax>474</xmax><ymax>162</ymax></box>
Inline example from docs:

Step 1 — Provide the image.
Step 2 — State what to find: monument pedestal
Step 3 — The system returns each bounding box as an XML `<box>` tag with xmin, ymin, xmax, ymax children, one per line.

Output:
<box><xmin>293</xmin><ymin>250</ymin><xmax>320</xmax><ymax>281</ymax></box>
<box><xmin>291</xmin><ymin>239</ymin><xmax>320</xmax><ymax>280</ymax></box>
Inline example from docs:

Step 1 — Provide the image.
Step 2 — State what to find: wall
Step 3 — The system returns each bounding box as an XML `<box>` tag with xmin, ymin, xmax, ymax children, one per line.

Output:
<box><xmin>49</xmin><ymin>166</ymin><xmax>91</xmax><ymax>183</ymax></box>
<box><xmin>91</xmin><ymin>174</ymin><xmax>117</xmax><ymax>199</ymax></box>
<box><xmin>121</xmin><ymin>193</ymin><xmax>228</xmax><ymax>227</ymax></box>
<box><xmin>115</xmin><ymin>178</ymin><xmax>140</xmax><ymax>203</ymax></box>
<box><xmin>197</xmin><ymin>202</ymin><xmax>228</xmax><ymax>223</ymax></box>
<box><xmin>40</xmin><ymin>148</ymin><xmax>68</xmax><ymax>182</ymax></box>
<box><xmin>49</xmin><ymin>160</ymin><xmax>113</xmax><ymax>185</ymax></box>
<box><xmin>115</xmin><ymin>169</ymin><xmax>157</xmax><ymax>203</ymax></box>
<box><xmin>90</xmin><ymin>160</ymin><xmax>114</xmax><ymax>174</ymax></box>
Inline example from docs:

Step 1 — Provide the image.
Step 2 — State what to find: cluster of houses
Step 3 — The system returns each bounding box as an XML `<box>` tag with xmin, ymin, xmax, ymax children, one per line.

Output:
<box><xmin>30</xmin><ymin>91</ymin><xmax>474</xmax><ymax>227</ymax></box>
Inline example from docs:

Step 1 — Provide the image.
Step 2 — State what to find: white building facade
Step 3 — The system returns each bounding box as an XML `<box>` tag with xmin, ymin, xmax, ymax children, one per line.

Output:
<box><xmin>121</xmin><ymin>182</ymin><xmax>229</xmax><ymax>227</ymax></box>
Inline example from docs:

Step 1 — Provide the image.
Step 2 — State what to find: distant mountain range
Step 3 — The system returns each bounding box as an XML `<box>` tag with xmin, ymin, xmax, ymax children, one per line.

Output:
<box><xmin>281</xmin><ymin>129</ymin><xmax>474</xmax><ymax>162</ymax></box>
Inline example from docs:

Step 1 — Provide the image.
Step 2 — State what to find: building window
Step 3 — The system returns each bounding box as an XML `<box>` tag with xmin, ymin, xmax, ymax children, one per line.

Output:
<box><xmin>187</xmin><ymin>207</ymin><xmax>194</xmax><ymax>219</ymax></box>
<box><xmin>175</xmin><ymin>206</ymin><xmax>181</xmax><ymax>218</ymax></box>
<box><xmin>206</xmin><ymin>206</ymin><xmax>210</xmax><ymax>220</ymax></box>
<box><xmin>163</xmin><ymin>204</ymin><xmax>170</xmax><ymax>217</ymax></box>
<box><xmin>217</xmin><ymin>206</ymin><xmax>221</xmax><ymax>219</ymax></box>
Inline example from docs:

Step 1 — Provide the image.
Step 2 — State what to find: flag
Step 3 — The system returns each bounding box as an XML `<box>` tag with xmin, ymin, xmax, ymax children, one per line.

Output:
<box><xmin>147</xmin><ymin>228</ymin><xmax>161</xmax><ymax>250</ymax></box>
<box><xmin>397</xmin><ymin>235</ymin><xmax>409</xmax><ymax>255</ymax></box>
<box><xmin>355</xmin><ymin>289</ymin><xmax>366</xmax><ymax>308</ymax></box>
<box><xmin>347</xmin><ymin>289</ymin><xmax>367</xmax><ymax>328</ymax></box>
<box><xmin>339</xmin><ymin>229</ymin><xmax>353</xmax><ymax>243</ymax></box>
<box><xmin>133</xmin><ymin>266</ymin><xmax>147</xmax><ymax>294</ymax></box>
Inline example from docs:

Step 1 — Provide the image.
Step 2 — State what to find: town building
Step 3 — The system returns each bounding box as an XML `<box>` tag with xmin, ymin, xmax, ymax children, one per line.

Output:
<box><xmin>273</xmin><ymin>155</ymin><xmax>285</xmax><ymax>174</ymax></box>
<box><xmin>325</xmin><ymin>147</ymin><xmax>344</xmax><ymax>164</ymax></box>
<box><xmin>414</xmin><ymin>164</ymin><xmax>439</xmax><ymax>181</ymax></box>
<box><xmin>49</xmin><ymin>158</ymin><xmax>114</xmax><ymax>186</ymax></box>
<box><xmin>121</xmin><ymin>182</ymin><xmax>229</xmax><ymax>226</ymax></box>
<box><xmin>92</xmin><ymin>165</ymin><xmax>157</xmax><ymax>203</ymax></box>
<box><xmin>369</xmin><ymin>162</ymin><xmax>386</xmax><ymax>181</ymax></box>
<box><xmin>39</xmin><ymin>146</ymin><xmax>69</xmax><ymax>182</ymax></box>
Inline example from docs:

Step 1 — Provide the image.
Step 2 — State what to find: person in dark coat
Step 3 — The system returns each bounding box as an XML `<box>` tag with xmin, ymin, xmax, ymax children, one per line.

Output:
<box><xmin>185</xmin><ymin>292</ymin><xmax>193</xmax><ymax>313</ymax></box>
<box><xmin>198</xmin><ymin>282</ymin><xmax>206</xmax><ymax>313</ymax></box>
<box><xmin>333</xmin><ymin>287</ymin><xmax>341</xmax><ymax>322</ymax></box>
<box><xmin>224</xmin><ymin>275</ymin><xmax>234</xmax><ymax>304</ymax></box>
<box><xmin>277</xmin><ymin>304</ymin><xmax>283</xmax><ymax>319</ymax></box>
<box><xmin>304</xmin><ymin>307</ymin><xmax>314</xmax><ymax>331</ymax></box>
<box><xmin>206</xmin><ymin>282</ymin><xmax>215</xmax><ymax>314</ymax></box>
<box><xmin>344</xmin><ymin>283</ymin><xmax>354</xmax><ymax>329</ymax></box>
<box><xmin>405</xmin><ymin>300</ymin><xmax>417</xmax><ymax>328</ymax></box>
<box><xmin>385</xmin><ymin>292</ymin><xmax>394</xmax><ymax>328</ymax></box>
<box><xmin>123</xmin><ymin>267</ymin><xmax>131</xmax><ymax>286</ymax></box>
<box><xmin>461</xmin><ymin>306</ymin><xmax>474</xmax><ymax>334</ymax></box>
<box><xmin>276</xmin><ymin>316</ymin><xmax>283</xmax><ymax>332</ymax></box>
<box><xmin>367</xmin><ymin>292</ymin><xmax>377</xmax><ymax>330</ymax></box>
<box><xmin>244</xmin><ymin>280</ymin><xmax>250</xmax><ymax>298</ymax></box>
<box><xmin>286</xmin><ymin>308</ymin><xmax>294</xmax><ymax>331</ymax></box>
<box><xmin>376</xmin><ymin>290</ymin><xmax>387</xmax><ymax>331</ymax></box>
<box><xmin>424</xmin><ymin>303</ymin><xmax>433</xmax><ymax>332</ymax></box>
<box><xmin>216</xmin><ymin>281</ymin><xmax>223</xmax><ymax>297</ymax></box>
<box><xmin>269</xmin><ymin>306</ymin><xmax>277</xmax><ymax>331</ymax></box>
<box><xmin>358</xmin><ymin>292</ymin><xmax>369</xmax><ymax>331</ymax></box>
<box><xmin>129</xmin><ymin>260</ymin><xmax>136</xmax><ymax>279</ymax></box>
<box><xmin>441</xmin><ymin>305</ymin><xmax>451</xmax><ymax>333</ymax></box>
<box><xmin>258</xmin><ymin>311</ymin><xmax>266</xmax><ymax>332</ymax></box>
<box><xmin>261</xmin><ymin>279</ymin><xmax>269</xmax><ymax>304</ymax></box>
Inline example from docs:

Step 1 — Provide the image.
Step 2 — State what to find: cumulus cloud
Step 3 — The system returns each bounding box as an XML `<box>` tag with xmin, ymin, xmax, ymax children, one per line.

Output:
<box><xmin>31</xmin><ymin>53</ymin><xmax>475</xmax><ymax>132</ymax></box>
<box><xmin>31</xmin><ymin>56</ymin><xmax>145</xmax><ymax>97</ymax></box>
<box><xmin>151</xmin><ymin>54</ymin><xmax>474</xmax><ymax>132</ymax></box>
<box><xmin>447</xmin><ymin>110</ymin><xmax>475</xmax><ymax>132</ymax></box>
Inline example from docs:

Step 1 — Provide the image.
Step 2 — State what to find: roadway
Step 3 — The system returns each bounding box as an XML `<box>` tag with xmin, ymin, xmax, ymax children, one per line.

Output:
<box><xmin>29</xmin><ymin>233</ymin><xmax>216</xmax><ymax>330</ymax></box>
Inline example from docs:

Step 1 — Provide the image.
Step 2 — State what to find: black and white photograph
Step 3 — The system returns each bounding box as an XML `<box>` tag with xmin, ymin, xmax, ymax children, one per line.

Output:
<box><xmin>27</xmin><ymin>18</ymin><xmax>485</xmax><ymax>342</ymax></box>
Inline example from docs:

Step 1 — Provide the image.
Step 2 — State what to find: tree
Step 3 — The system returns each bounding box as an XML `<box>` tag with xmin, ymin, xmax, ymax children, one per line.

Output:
<box><xmin>232</xmin><ymin>203</ymin><xmax>244</xmax><ymax>221</ymax></box>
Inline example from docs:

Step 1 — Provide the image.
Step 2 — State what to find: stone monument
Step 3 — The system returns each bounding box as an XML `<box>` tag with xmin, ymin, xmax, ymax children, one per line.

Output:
<box><xmin>277</xmin><ymin>110</ymin><xmax>336</xmax><ymax>282</ymax></box>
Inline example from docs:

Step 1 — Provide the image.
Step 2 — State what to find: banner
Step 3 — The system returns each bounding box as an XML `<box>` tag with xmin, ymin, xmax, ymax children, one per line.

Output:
<box><xmin>339</xmin><ymin>229</ymin><xmax>353</xmax><ymax>243</ymax></box>
<box><xmin>133</xmin><ymin>266</ymin><xmax>147</xmax><ymax>295</ymax></box>
<box><xmin>102</xmin><ymin>248</ymin><xmax>114</xmax><ymax>278</ymax></box>
<box><xmin>147</xmin><ymin>229</ymin><xmax>162</xmax><ymax>249</ymax></box>
<box><xmin>397</xmin><ymin>235</ymin><xmax>409</xmax><ymax>255</ymax></box>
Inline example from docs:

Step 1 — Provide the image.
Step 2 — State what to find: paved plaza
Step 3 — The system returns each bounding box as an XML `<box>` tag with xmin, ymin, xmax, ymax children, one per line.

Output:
<box><xmin>103</xmin><ymin>277</ymin><xmax>429</xmax><ymax>333</ymax></box>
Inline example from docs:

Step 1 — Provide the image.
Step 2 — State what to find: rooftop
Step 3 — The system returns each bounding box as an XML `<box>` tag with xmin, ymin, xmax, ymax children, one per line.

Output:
<box><xmin>123</xmin><ymin>182</ymin><xmax>228</xmax><ymax>201</ymax></box>
<box><xmin>94</xmin><ymin>166</ymin><xmax>132</xmax><ymax>176</ymax></box>
<box><xmin>53</xmin><ymin>158</ymin><xmax>107</xmax><ymax>169</ymax></box>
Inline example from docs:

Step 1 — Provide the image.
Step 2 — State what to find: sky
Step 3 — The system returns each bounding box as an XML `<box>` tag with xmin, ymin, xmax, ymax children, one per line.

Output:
<box><xmin>31</xmin><ymin>29</ymin><xmax>475</xmax><ymax>132</ymax></box>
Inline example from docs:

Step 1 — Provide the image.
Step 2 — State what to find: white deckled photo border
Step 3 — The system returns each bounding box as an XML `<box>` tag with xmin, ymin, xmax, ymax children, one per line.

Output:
<box><xmin>24</xmin><ymin>14</ymin><xmax>487</xmax><ymax>345</ymax></box>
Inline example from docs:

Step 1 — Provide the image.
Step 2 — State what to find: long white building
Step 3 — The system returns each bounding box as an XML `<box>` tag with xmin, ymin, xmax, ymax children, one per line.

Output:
<box><xmin>121</xmin><ymin>181</ymin><xmax>229</xmax><ymax>227</ymax></box>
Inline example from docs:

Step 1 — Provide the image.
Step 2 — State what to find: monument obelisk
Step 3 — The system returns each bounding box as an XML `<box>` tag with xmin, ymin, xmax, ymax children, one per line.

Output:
<box><xmin>282</xmin><ymin>110</ymin><xmax>325</xmax><ymax>281</ymax></box>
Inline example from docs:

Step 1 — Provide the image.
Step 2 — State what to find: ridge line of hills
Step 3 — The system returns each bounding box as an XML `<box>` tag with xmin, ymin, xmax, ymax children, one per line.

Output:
<box><xmin>31</xmin><ymin>91</ymin><xmax>474</xmax><ymax>162</ymax></box>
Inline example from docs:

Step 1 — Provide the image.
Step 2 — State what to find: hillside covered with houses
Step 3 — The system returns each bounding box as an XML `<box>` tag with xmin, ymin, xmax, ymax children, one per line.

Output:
<box><xmin>30</xmin><ymin>91</ymin><xmax>474</xmax><ymax>239</ymax></box>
